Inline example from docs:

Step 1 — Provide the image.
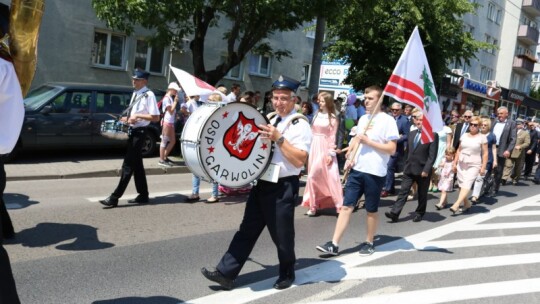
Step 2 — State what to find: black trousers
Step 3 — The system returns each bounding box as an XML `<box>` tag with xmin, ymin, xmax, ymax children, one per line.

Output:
<box><xmin>217</xmin><ymin>176</ymin><xmax>299</xmax><ymax>280</ymax></box>
<box><xmin>0</xmin><ymin>156</ymin><xmax>20</xmax><ymax>304</ymax></box>
<box><xmin>112</xmin><ymin>128</ymin><xmax>149</xmax><ymax>198</ymax></box>
<box><xmin>524</xmin><ymin>152</ymin><xmax>536</xmax><ymax>177</ymax></box>
<box><xmin>390</xmin><ymin>171</ymin><xmax>431</xmax><ymax>217</ymax></box>
<box><xmin>493</xmin><ymin>155</ymin><xmax>506</xmax><ymax>191</ymax></box>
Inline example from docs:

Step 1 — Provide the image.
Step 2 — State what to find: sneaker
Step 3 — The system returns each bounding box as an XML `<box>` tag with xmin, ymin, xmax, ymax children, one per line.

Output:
<box><xmin>165</xmin><ymin>158</ymin><xmax>176</xmax><ymax>166</ymax></box>
<box><xmin>316</xmin><ymin>241</ymin><xmax>339</xmax><ymax>256</ymax></box>
<box><xmin>305</xmin><ymin>209</ymin><xmax>317</xmax><ymax>217</ymax></box>
<box><xmin>358</xmin><ymin>242</ymin><xmax>375</xmax><ymax>256</ymax></box>
<box><xmin>158</xmin><ymin>160</ymin><xmax>172</xmax><ymax>168</ymax></box>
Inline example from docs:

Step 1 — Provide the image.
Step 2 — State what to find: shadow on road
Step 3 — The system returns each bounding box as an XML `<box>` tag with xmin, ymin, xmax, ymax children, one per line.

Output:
<box><xmin>6</xmin><ymin>222</ymin><xmax>114</xmax><ymax>251</ymax></box>
<box><xmin>4</xmin><ymin>193</ymin><xmax>39</xmax><ymax>210</ymax></box>
<box><xmin>93</xmin><ymin>296</ymin><xmax>183</xmax><ymax>304</ymax></box>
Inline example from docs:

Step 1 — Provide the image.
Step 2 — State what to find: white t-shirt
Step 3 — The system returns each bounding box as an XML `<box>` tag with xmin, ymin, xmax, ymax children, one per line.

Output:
<box><xmin>271</xmin><ymin>111</ymin><xmax>312</xmax><ymax>178</ymax></box>
<box><xmin>162</xmin><ymin>95</ymin><xmax>176</xmax><ymax>124</ymax></box>
<box><xmin>130</xmin><ymin>86</ymin><xmax>160</xmax><ymax>128</ymax></box>
<box><xmin>352</xmin><ymin>112</ymin><xmax>400</xmax><ymax>176</ymax></box>
<box><xmin>0</xmin><ymin>58</ymin><xmax>24</xmax><ymax>154</ymax></box>
<box><xmin>181</xmin><ymin>99</ymin><xmax>198</xmax><ymax>114</ymax></box>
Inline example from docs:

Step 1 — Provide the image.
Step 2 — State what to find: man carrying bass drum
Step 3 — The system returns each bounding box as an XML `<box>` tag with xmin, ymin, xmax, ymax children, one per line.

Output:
<box><xmin>201</xmin><ymin>76</ymin><xmax>312</xmax><ymax>290</ymax></box>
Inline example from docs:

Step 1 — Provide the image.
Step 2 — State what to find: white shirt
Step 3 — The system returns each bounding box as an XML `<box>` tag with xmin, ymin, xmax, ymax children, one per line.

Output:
<box><xmin>130</xmin><ymin>86</ymin><xmax>159</xmax><ymax>128</ymax></box>
<box><xmin>162</xmin><ymin>95</ymin><xmax>176</xmax><ymax>124</ymax></box>
<box><xmin>271</xmin><ymin>110</ymin><xmax>312</xmax><ymax>178</ymax></box>
<box><xmin>181</xmin><ymin>98</ymin><xmax>199</xmax><ymax>114</ymax></box>
<box><xmin>493</xmin><ymin>119</ymin><xmax>506</xmax><ymax>145</ymax></box>
<box><xmin>0</xmin><ymin>58</ymin><xmax>24</xmax><ymax>154</ymax></box>
<box><xmin>352</xmin><ymin>112</ymin><xmax>400</xmax><ymax>176</ymax></box>
<box><xmin>226</xmin><ymin>92</ymin><xmax>237</xmax><ymax>103</ymax></box>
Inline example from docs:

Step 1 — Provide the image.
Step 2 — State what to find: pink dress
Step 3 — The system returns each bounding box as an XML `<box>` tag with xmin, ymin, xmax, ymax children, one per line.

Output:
<box><xmin>457</xmin><ymin>133</ymin><xmax>486</xmax><ymax>189</ymax></box>
<box><xmin>301</xmin><ymin>113</ymin><xmax>343</xmax><ymax>212</ymax></box>
<box><xmin>437</xmin><ymin>160</ymin><xmax>454</xmax><ymax>192</ymax></box>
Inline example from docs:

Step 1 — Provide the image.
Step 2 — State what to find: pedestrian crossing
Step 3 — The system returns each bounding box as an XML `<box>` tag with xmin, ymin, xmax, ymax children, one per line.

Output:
<box><xmin>185</xmin><ymin>194</ymin><xmax>540</xmax><ymax>304</ymax></box>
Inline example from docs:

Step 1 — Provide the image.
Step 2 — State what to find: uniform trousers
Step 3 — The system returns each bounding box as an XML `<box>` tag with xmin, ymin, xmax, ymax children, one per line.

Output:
<box><xmin>390</xmin><ymin>171</ymin><xmax>431</xmax><ymax>217</ymax></box>
<box><xmin>217</xmin><ymin>176</ymin><xmax>299</xmax><ymax>280</ymax></box>
<box><xmin>0</xmin><ymin>156</ymin><xmax>20</xmax><ymax>304</ymax></box>
<box><xmin>112</xmin><ymin>128</ymin><xmax>149</xmax><ymax>198</ymax></box>
<box><xmin>493</xmin><ymin>155</ymin><xmax>506</xmax><ymax>192</ymax></box>
<box><xmin>524</xmin><ymin>152</ymin><xmax>536</xmax><ymax>177</ymax></box>
<box><xmin>503</xmin><ymin>154</ymin><xmax>525</xmax><ymax>182</ymax></box>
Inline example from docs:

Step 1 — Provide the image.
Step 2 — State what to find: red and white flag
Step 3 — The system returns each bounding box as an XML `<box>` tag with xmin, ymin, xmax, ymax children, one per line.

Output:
<box><xmin>170</xmin><ymin>65</ymin><xmax>216</xmax><ymax>97</ymax></box>
<box><xmin>384</xmin><ymin>26</ymin><xmax>444</xmax><ymax>144</ymax></box>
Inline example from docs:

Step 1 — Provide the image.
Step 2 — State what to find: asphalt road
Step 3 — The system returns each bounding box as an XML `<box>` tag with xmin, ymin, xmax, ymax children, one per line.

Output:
<box><xmin>4</xmin><ymin>173</ymin><xmax>540</xmax><ymax>304</ymax></box>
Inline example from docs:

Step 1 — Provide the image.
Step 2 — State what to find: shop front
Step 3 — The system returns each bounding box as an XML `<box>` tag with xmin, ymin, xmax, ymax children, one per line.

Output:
<box><xmin>458</xmin><ymin>78</ymin><xmax>500</xmax><ymax>116</ymax></box>
<box><xmin>500</xmin><ymin>89</ymin><xmax>526</xmax><ymax>120</ymax></box>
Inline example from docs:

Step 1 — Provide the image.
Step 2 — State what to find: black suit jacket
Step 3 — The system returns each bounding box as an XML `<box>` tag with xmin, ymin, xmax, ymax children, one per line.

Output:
<box><xmin>528</xmin><ymin>129</ymin><xmax>538</xmax><ymax>153</ymax></box>
<box><xmin>404</xmin><ymin>129</ymin><xmax>439</xmax><ymax>176</ymax></box>
<box><xmin>452</xmin><ymin>122</ymin><xmax>469</xmax><ymax>149</ymax></box>
<box><xmin>491</xmin><ymin>119</ymin><xmax>517</xmax><ymax>157</ymax></box>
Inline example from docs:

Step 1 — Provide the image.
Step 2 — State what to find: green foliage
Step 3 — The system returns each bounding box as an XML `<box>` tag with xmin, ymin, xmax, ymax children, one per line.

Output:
<box><xmin>326</xmin><ymin>0</ymin><xmax>489</xmax><ymax>90</ymax></box>
<box><xmin>529</xmin><ymin>85</ymin><xmax>540</xmax><ymax>100</ymax></box>
<box><xmin>92</xmin><ymin>0</ymin><xmax>344</xmax><ymax>84</ymax></box>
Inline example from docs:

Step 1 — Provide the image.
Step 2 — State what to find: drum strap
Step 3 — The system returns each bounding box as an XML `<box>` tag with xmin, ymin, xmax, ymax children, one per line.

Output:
<box><xmin>122</xmin><ymin>90</ymin><xmax>149</xmax><ymax>117</ymax></box>
<box><xmin>267</xmin><ymin>111</ymin><xmax>308</xmax><ymax>134</ymax></box>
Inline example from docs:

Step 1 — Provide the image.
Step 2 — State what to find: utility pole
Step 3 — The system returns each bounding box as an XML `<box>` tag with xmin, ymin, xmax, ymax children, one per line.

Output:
<box><xmin>308</xmin><ymin>15</ymin><xmax>326</xmax><ymax>98</ymax></box>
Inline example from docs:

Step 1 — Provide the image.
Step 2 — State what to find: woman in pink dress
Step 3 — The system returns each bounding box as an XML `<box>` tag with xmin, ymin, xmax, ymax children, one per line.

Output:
<box><xmin>449</xmin><ymin>116</ymin><xmax>488</xmax><ymax>214</ymax></box>
<box><xmin>302</xmin><ymin>92</ymin><xmax>343</xmax><ymax>216</ymax></box>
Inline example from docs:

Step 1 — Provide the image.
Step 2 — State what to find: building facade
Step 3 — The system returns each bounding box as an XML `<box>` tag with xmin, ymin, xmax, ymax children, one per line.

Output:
<box><xmin>6</xmin><ymin>0</ymin><xmax>315</xmax><ymax>102</ymax></box>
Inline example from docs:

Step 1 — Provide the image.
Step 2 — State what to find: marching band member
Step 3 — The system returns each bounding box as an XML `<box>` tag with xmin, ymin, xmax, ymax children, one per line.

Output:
<box><xmin>201</xmin><ymin>76</ymin><xmax>312</xmax><ymax>290</ymax></box>
<box><xmin>99</xmin><ymin>69</ymin><xmax>160</xmax><ymax>208</ymax></box>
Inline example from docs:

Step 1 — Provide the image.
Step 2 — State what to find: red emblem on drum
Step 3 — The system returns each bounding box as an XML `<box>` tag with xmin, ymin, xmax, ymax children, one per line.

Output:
<box><xmin>224</xmin><ymin>112</ymin><xmax>260</xmax><ymax>160</ymax></box>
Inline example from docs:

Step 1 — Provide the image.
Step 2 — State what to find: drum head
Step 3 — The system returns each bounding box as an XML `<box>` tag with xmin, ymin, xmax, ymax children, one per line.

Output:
<box><xmin>198</xmin><ymin>102</ymin><xmax>273</xmax><ymax>188</ymax></box>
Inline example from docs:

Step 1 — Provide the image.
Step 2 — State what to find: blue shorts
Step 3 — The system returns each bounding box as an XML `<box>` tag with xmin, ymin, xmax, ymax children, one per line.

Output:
<box><xmin>343</xmin><ymin>170</ymin><xmax>386</xmax><ymax>213</ymax></box>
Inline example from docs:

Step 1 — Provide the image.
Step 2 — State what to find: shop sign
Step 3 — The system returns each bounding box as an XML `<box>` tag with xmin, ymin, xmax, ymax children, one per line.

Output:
<box><xmin>508</xmin><ymin>90</ymin><xmax>526</xmax><ymax>107</ymax></box>
<box><xmin>486</xmin><ymin>86</ymin><xmax>501</xmax><ymax>101</ymax></box>
<box><xmin>460</xmin><ymin>78</ymin><xmax>487</xmax><ymax>95</ymax></box>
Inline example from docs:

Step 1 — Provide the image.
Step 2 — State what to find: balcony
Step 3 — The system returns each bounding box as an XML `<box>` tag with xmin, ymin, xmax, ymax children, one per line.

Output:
<box><xmin>517</xmin><ymin>24</ymin><xmax>539</xmax><ymax>45</ymax></box>
<box><xmin>513</xmin><ymin>56</ymin><xmax>535</xmax><ymax>74</ymax></box>
<box><xmin>523</xmin><ymin>0</ymin><xmax>540</xmax><ymax>17</ymax></box>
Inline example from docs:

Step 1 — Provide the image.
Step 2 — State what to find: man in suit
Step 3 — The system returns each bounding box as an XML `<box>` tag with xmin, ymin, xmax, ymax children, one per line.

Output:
<box><xmin>452</xmin><ymin>110</ymin><xmax>473</xmax><ymax>150</ymax></box>
<box><xmin>385</xmin><ymin>111</ymin><xmax>438</xmax><ymax>223</ymax></box>
<box><xmin>503</xmin><ymin>119</ymin><xmax>530</xmax><ymax>185</ymax></box>
<box><xmin>381</xmin><ymin>102</ymin><xmax>410</xmax><ymax>197</ymax></box>
<box><xmin>490</xmin><ymin>106</ymin><xmax>517</xmax><ymax>195</ymax></box>
<box><xmin>523</xmin><ymin>121</ymin><xmax>539</xmax><ymax>179</ymax></box>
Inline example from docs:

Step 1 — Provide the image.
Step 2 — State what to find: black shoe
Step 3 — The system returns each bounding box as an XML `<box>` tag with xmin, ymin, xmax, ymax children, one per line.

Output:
<box><xmin>534</xmin><ymin>179</ymin><xmax>540</xmax><ymax>185</ymax></box>
<box><xmin>412</xmin><ymin>214</ymin><xmax>423</xmax><ymax>222</ymax></box>
<box><xmin>99</xmin><ymin>195</ymin><xmax>119</xmax><ymax>207</ymax></box>
<box><xmin>316</xmin><ymin>241</ymin><xmax>339</xmax><ymax>256</ymax></box>
<box><xmin>3</xmin><ymin>231</ymin><xmax>15</xmax><ymax>240</ymax></box>
<box><xmin>384</xmin><ymin>211</ymin><xmax>398</xmax><ymax>223</ymax></box>
<box><xmin>501</xmin><ymin>180</ymin><xmax>507</xmax><ymax>186</ymax></box>
<box><xmin>201</xmin><ymin>267</ymin><xmax>234</xmax><ymax>290</ymax></box>
<box><xmin>273</xmin><ymin>275</ymin><xmax>295</xmax><ymax>290</ymax></box>
<box><xmin>184</xmin><ymin>195</ymin><xmax>201</xmax><ymax>203</ymax></box>
<box><xmin>128</xmin><ymin>195</ymin><xmax>149</xmax><ymax>204</ymax></box>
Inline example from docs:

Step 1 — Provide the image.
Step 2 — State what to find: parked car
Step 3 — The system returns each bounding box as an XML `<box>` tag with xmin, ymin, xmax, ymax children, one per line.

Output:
<box><xmin>12</xmin><ymin>82</ymin><xmax>165</xmax><ymax>159</ymax></box>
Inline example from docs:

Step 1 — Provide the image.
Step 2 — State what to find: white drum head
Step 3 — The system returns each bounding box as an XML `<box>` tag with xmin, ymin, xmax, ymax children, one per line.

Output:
<box><xmin>182</xmin><ymin>102</ymin><xmax>273</xmax><ymax>188</ymax></box>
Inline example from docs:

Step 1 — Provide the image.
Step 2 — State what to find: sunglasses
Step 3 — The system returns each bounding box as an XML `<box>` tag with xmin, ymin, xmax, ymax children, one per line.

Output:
<box><xmin>470</xmin><ymin>123</ymin><xmax>479</xmax><ymax>127</ymax></box>
<box><xmin>463</xmin><ymin>115</ymin><xmax>472</xmax><ymax>118</ymax></box>
<box><xmin>390</xmin><ymin>109</ymin><xmax>400</xmax><ymax>112</ymax></box>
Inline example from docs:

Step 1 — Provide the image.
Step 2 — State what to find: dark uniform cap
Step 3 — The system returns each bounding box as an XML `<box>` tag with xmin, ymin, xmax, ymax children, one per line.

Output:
<box><xmin>132</xmin><ymin>69</ymin><xmax>150</xmax><ymax>80</ymax></box>
<box><xmin>272</xmin><ymin>75</ymin><xmax>300</xmax><ymax>93</ymax></box>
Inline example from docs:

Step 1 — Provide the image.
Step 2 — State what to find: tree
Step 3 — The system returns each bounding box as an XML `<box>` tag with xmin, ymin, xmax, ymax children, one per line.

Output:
<box><xmin>325</xmin><ymin>0</ymin><xmax>490</xmax><ymax>90</ymax></box>
<box><xmin>529</xmin><ymin>84</ymin><xmax>540</xmax><ymax>100</ymax></box>
<box><xmin>92</xmin><ymin>0</ymin><xmax>327</xmax><ymax>85</ymax></box>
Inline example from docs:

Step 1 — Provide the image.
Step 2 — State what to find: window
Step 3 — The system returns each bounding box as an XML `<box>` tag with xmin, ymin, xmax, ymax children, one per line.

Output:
<box><xmin>484</xmin><ymin>35</ymin><xmax>497</xmax><ymax>55</ymax></box>
<box><xmin>480</xmin><ymin>66</ymin><xmax>493</xmax><ymax>82</ymax></box>
<box><xmin>222</xmin><ymin>56</ymin><xmax>243</xmax><ymax>80</ymax></box>
<box><xmin>301</xmin><ymin>64</ymin><xmax>311</xmax><ymax>87</ymax></box>
<box><xmin>532</xmin><ymin>72</ymin><xmax>540</xmax><ymax>82</ymax></box>
<box><xmin>463</xmin><ymin>23</ymin><xmax>475</xmax><ymax>36</ymax></box>
<box><xmin>248</xmin><ymin>54</ymin><xmax>272</xmax><ymax>77</ymax></box>
<box><xmin>92</xmin><ymin>31</ymin><xmax>126</xmax><ymax>68</ymax></box>
<box><xmin>96</xmin><ymin>92</ymin><xmax>132</xmax><ymax>114</ymax></box>
<box><xmin>50</xmin><ymin>91</ymin><xmax>92</xmax><ymax>114</ymax></box>
<box><xmin>134</xmin><ymin>39</ymin><xmax>165</xmax><ymax>74</ymax></box>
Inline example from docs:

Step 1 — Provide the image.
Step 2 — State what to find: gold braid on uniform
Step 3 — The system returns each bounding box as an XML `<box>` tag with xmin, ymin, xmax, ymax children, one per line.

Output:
<box><xmin>0</xmin><ymin>33</ymin><xmax>12</xmax><ymax>62</ymax></box>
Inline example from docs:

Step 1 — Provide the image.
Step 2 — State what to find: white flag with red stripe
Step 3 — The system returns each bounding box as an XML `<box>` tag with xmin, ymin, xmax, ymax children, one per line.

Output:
<box><xmin>384</xmin><ymin>26</ymin><xmax>444</xmax><ymax>144</ymax></box>
<box><xmin>170</xmin><ymin>65</ymin><xmax>216</xmax><ymax>97</ymax></box>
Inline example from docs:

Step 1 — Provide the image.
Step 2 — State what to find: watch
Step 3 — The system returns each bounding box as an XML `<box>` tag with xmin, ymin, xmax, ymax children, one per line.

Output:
<box><xmin>276</xmin><ymin>136</ymin><xmax>285</xmax><ymax>146</ymax></box>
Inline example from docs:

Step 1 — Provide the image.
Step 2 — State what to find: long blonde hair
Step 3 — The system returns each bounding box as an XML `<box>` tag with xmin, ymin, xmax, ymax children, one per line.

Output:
<box><xmin>317</xmin><ymin>92</ymin><xmax>337</xmax><ymax>127</ymax></box>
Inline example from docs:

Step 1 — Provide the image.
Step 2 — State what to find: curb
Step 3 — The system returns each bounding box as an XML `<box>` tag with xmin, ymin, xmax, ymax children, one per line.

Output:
<box><xmin>6</xmin><ymin>166</ymin><xmax>192</xmax><ymax>181</ymax></box>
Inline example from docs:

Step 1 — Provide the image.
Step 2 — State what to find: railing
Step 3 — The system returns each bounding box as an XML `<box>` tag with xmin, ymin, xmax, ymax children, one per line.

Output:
<box><xmin>518</xmin><ymin>24</ymin><xmax>539</xmax><ymax>45</ymax></box>
<box><xmin>523</xmin><ymin>0</ymin><xmax>540</xmax><ymax>17</ymax></box>
<box><xmin>513</xmin><ymin>56</ymin><xmax>535</xmax><ymax>73</ymax></box>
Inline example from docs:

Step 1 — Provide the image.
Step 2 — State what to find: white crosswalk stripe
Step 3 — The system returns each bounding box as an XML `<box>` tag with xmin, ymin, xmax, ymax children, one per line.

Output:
<box><xmin>186</xmin><ymin>194</ymin><xmax>540</xmax><ymax>304</ymax></box>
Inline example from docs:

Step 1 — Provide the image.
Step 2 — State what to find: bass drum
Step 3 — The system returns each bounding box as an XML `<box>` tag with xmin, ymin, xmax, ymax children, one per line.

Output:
<box><xmin>181</xmin><ymin>102</ymin><xmax>273</xmax><ymax>188</ymax></box>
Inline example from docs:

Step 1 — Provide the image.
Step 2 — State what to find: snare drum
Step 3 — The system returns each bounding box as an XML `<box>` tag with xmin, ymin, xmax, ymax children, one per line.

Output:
<box><xmin>100</xmin><ymin>119</ymin><xmax>130</xmax><ymax>140</ymax></box>
<box><xmin>181</xmin><ymin>102</ymin><xmax>274</xmax><ymax>188</ymax></box>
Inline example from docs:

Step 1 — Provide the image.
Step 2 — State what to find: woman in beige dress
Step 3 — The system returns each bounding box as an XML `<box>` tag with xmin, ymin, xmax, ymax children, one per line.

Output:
<box><xmin>449</xmin><ymin>116</ymin><xmax>488</xmax><ymax>214</ymax></box>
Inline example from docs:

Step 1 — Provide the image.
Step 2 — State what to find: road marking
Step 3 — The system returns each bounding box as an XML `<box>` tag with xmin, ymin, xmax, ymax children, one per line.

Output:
<box><xmin>86</xmin><ymin>188</ymin><xmax>213</xmax><ymax>202</ymax></box>
<box><xmin>292</xmin><ymin>280</ymin><xmax>363</xmax><ymax>304</ymax></box>
<box><xmin>458</xmin><ymin>221</ymin><xmax>540</xmax><ymax>230</ymax></box>
<box><xmin>308</xmin><ymin>278</ymin><xmax>540</xmax><ymax>304</ymax></box>
<box><xmin>185</xmin><ymin>194</ymin><xmax>540</xmax><ymax>304</ymax></box>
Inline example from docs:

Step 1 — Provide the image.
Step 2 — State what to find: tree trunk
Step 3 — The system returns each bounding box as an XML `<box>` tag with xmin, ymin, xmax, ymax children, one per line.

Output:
<box><xmin>308</xmin><ymin>15</ymin><xmax>326</xmax><ymax>98</ymax></box>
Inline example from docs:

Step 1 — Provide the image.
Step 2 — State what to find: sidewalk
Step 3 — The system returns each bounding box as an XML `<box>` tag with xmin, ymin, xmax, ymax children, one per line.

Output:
<box><xmin>5</xmin><ymin>155</ymin><xmax>190</xmax><ymax>181</ymax></box>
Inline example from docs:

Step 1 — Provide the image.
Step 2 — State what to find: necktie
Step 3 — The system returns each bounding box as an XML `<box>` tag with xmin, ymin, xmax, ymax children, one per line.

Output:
<box><xmin>273</xmin><ymin>116</ymin><xmax>282</xmax><ymax>127</ymax></box>
<box><xmin>461</xmin><ymin>123</ymin><xmax>468</xmax><ymax>137</ymax></box>
<box><xmin>413</xmin><ymin>132</ymin><xmax>420</xmax><ymax>149</ymax></box>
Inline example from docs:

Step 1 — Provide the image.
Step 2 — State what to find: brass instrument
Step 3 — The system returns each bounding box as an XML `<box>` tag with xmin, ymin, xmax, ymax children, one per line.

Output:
<box><xmin>8</xmin><ymin>0</ymin><xmax>45</xmax><ymax>97</ymax></box>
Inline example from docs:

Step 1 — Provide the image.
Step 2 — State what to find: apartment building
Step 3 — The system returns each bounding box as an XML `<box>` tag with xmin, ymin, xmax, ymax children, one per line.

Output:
<box><xmin>441</xmin><ymin>0</ymin><xmax>540</xmax><ymax>120</ymax></box>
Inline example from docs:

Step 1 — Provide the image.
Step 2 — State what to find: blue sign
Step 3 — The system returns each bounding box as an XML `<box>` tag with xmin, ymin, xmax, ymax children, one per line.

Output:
<box><xmin>463</xmin><ymin>79</ymin><xmax>487</xmax><ymax>94</ymax></box>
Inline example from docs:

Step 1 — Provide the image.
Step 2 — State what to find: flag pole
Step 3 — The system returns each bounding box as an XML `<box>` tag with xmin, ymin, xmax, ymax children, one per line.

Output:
<box><xmin>341</xmin><ymin>91</ymin><xmax>386</xmax><ymax>185</ymax></box>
